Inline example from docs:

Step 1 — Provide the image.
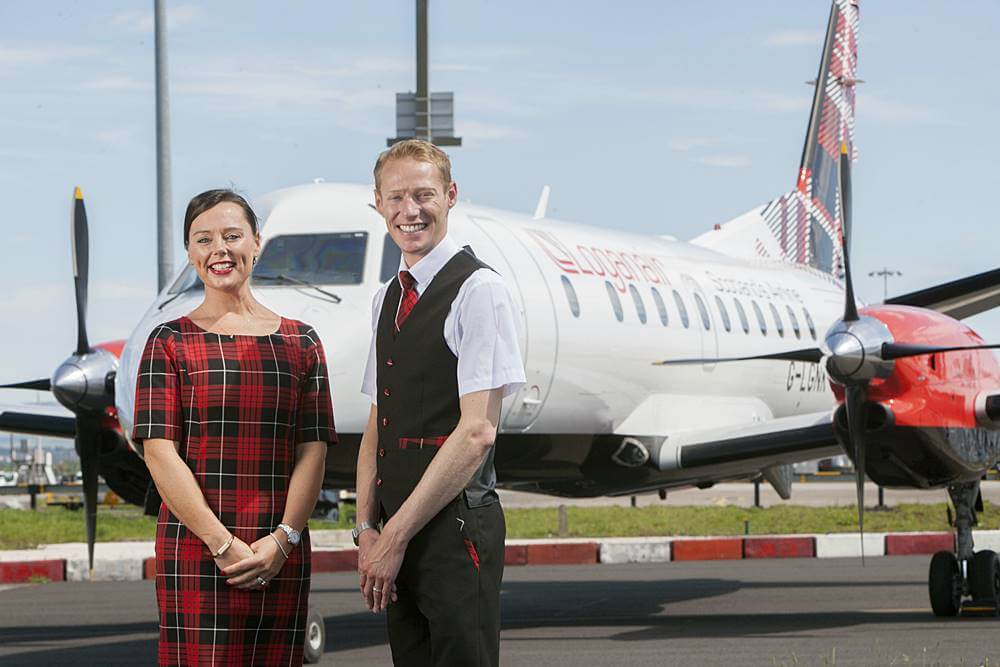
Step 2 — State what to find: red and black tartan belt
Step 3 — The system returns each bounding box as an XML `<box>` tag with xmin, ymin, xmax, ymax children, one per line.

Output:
<box><xmin>397</xmin><ymin>436</ymin><xmax>448</xmax><ymax>450</ymax></box>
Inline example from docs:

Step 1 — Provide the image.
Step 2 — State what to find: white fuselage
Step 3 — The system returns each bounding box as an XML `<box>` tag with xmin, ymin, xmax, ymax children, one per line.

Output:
<box><xmin>116</xmin><ymin>182</ymin><xmax>843</xmax><ymax>450</ymax></box>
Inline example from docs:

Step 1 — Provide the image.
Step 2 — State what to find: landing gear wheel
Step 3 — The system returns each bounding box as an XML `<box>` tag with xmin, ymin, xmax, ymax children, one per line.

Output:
<box><xmin>928</xmin><ymin>550</ymin><xmax>961</xmax><ymax>617</ymax></box>
<box><xmin>303</xmin><ymin>606</ymin><xmax>325</xmax><ymax>664</ymax></box>
<box><xmin>969</xmin><ymin>549</ymin><xmax>1000</xmax><ymax>613</ymax></box>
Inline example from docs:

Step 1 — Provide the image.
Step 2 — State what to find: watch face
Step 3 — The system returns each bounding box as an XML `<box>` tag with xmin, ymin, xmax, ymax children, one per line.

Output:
<box><xmin>287</xmin><ymin>529</ymin><xmax>301</xmax><ymax>545</ymax></box>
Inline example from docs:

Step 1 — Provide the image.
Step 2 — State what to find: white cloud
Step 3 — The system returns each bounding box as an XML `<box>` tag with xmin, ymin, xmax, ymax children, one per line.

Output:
<box><xmin>698</xmin><ymin>155</ymin><xmax>752</xmax><ymax>168</ymax></box>
<box><xmin>81</xmin><ymin>75</ymin><xmax>150</xmax><ymax>92</ymax></box>
<box><xmin>455</xmin><ymin>120</ymin><xmax>522</xmax><ymax>142</ymax></box>
<box><xmin>670</xmin><ymin>137</ymin><xmax>717</xmax><ymax>152</ymax></box>
<box><xmin>754</xmin><ymin>92</ymin><xmax>810</xmax><ymax>113</ymax></box>
<box><xmin>112</xmin><ymin>4</ymin><xmax>202</xmax><ymax>33</ymax></box>
<box><xmin>764</xmin><ymin>30</ymin><xmax>824</xmax><ymax>47</ymax></box>
<box><xmin>860</xmin><ymin>95</ymin><xmax>945</xmax><ymax>124</ymax></box>
<box><xmin>0</xmin><ymin>45</ymin><xmax>99</xmax><ymax>69</ymax></box>
<box><xmin>433</xmin><ymin>63</ymin><xmax>488</xmax><ymax>73</ymax></box>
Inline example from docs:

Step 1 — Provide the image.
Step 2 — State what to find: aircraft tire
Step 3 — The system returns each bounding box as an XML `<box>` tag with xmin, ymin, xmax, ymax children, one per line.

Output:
<box><xmin>970</xmin><ymin>549</ymin><xmax>1000</xmax><ymax>610</ymax></box>
<box><xmin>928</xmin><ymin>550</ymin><xmax>961</xmax><ymax>617</ymax></box>
<box><xmin>303</xmin><ymin>606</ymin><xmax>326</xmax><ymax>664</ymax></box>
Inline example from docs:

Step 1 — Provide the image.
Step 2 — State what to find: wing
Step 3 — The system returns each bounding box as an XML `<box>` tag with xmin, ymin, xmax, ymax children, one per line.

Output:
<box><xmin>886</xmin><ymin>267</ymin><xmax>1000</xmax><ymax>320</ymax></box>
<box><xmin>646</xmin><ymin>410</ymin><xmax>839</xmax><ymax>475</ymax></box>
<box><xmin>0</xmin><ymin>402</ymin><xmax>76</xmax><ymax>438</ymax></box>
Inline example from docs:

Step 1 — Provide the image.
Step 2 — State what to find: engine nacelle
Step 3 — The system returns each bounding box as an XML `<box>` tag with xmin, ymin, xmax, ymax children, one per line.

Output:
<box><xmin>974</xmin><ymin>392</ymin><xmax>1000</xmax><ymax>430</ymax></box>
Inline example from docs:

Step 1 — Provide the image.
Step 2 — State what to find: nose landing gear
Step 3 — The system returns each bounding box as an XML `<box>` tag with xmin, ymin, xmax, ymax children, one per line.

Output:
<box><xmin>928</xmin><ymin>481</ymin><xmax>999</xmax><ymax>617</ymax></box>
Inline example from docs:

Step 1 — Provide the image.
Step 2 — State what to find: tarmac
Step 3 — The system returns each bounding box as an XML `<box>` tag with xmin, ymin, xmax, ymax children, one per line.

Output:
<box><xmin>2</xmin><ymin>558</ymin><xmax>999</xmax><ymax>666</ymax></box>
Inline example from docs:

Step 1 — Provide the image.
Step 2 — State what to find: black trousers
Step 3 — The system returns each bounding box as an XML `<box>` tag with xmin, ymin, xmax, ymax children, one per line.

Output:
<box><xmin>386</xmin><ymin>496</ymin><xmax>505</xmax><ymax>666</ymax></box>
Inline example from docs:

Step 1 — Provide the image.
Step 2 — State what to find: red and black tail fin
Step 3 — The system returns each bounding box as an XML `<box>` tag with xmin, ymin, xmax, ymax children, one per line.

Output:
<box><xmin>761</xmin><ymin>0</ymin><xmax>859</xmax><ymax>276</ymax></box>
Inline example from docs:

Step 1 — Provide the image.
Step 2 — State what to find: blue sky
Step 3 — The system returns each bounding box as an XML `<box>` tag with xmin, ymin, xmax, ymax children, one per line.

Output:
<box><xmin>1</xmin><ymin>0</ymin><xmax>998</xmax><ymax>389</ymax></box>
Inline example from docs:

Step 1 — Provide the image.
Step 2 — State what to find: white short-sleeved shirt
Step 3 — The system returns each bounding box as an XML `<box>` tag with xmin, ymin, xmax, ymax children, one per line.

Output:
<box><xmin>361</xmin><ymin>235</ymin><xmax>526</xmax><ymax>404</ymax></box>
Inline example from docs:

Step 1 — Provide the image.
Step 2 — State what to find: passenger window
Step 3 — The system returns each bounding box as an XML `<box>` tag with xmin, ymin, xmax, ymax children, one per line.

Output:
<box><xmin>714</xmin><ymin>295</ymin><xmax>732</xmax><ymax>332</ymax></box>
<box><xmin>672</xmin><ymin>290</ymin><xmax>690</xmax><ymax>328</ymax></box>
<box><xmin>803</xmin><ymin>307</ymin><xmax>817</xmax><ymax>340</ymax></box>
<box><xmin>693</xmin><ymin>294</ymin><xmax>711</xmax><ymax>330</ymax></box>
<box><xmin>561</xmin><ymin>276</ymin><xmax>580</xmax><ymax>318</ymax></box>
<box><xmin>733</xmin><ymin>298</ymin><xmax>750</xmax><ymax>334</ymax></box>
<box><xmin>629</xmin><ymin>285</ymin><xmax>647</xmax><ymax>324</ymax></box>
<box><xmin>769</xmin><ymin>303</ymin><xmax>785</xmax><ymax>338</ymax></box>
<box><xmin>786</xmin><ymin>305</ymin><xmax>801</xmax><ymax>339</ymax></box>
<box><xmin>605</xmin><ymin>281</ymin><xmax>624</xmax><ymax>322</ymax></box>
<box><xmin>651</xmin><ymin>287</ymin><xmax>669</xmax><ymax>326</ymax></box>
<box><xmin>752</xmin><ymin>300</ymin><xmax>767</xmax><ymax>335</ymax></box>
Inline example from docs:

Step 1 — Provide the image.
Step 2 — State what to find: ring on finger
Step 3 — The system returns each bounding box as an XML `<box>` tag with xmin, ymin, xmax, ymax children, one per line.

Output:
<box><xmin>256</xmin><ymin>576</ymin><xmax>268</xmax><ymax>587</ymax></box>
<box><xmin>372</xmin><ymin>586</ymin><xmax>382</xmax><ymax>593</ymax></box>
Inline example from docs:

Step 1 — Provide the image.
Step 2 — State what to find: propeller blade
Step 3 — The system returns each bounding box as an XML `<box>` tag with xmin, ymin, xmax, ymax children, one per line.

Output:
<box><xmin>72</xmin><ymin>187</ymin><xmax>90</xmax><ymax>356</ymax></box>
<box><xmin>655</xmin><ymin>348</ymin><xmax>824</xmax><ymax>366</ymax></box>
<box><xmin>76</xmin><ymin>414</ymin><xmax>101</xmax><ymax>573</ymax></box>
<box><xmin>0</xmin><ymin>378</ymin><xmax>51</xmax><ymax>391</ymax></box>
<box><xmin>881</xmin><ymin>341</ymin><xmax>1000</xmax><ymax>361</ymax></box>
<box><xmin>839</xmin><ymin>143</ymin><xmax>859</xmax><ymax>322</ymax></box>
<box><xmin>844</xmin><ymin>384</ymin><xmax>868</xmax><ymax>565</ymax></box>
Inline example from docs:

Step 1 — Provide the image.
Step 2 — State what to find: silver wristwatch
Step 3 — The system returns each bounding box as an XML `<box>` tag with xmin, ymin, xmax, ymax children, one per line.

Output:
<box><xmin>352</xmin><ymin>521</ymin><xmax>376</xmax><ymax>546</ymax></box>
<box><xmin>276</xmin><ymin>523</ymin><xmax>301</xmax><ymax>547</ymax></box>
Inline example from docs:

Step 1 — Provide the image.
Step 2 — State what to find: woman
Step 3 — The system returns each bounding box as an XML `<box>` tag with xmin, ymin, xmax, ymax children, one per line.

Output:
<box><xmin>133</xmin><ymin>189</ymin><xmax>336</xmax><ymax>666</ymax></box>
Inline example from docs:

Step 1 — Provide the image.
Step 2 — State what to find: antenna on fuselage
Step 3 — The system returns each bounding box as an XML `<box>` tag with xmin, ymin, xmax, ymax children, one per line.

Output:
<box><xmin>533</xmin><ymin>185</ymin><xmax>551</xmax><ymax>220</ymax></box>
<box><xmin>387</xmin><ymin>1</ymin><xmax>461</xmax><ymax>147</ymax></box>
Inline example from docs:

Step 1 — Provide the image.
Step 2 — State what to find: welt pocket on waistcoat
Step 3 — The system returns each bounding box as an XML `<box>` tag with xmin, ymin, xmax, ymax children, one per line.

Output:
<box><xmin>397</xmin><ymin>436</ymin><xmax>448</xmax><ymax>450</ymax></box>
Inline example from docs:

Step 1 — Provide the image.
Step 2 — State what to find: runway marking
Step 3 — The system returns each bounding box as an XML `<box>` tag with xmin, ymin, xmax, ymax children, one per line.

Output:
<box><xmin>861</xmin><ymin>608</ymin><xmax>929</xmax><ymax>613</ymax></box>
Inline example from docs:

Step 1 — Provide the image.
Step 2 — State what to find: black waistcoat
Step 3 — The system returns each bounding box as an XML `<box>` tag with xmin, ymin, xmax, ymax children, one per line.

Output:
<box><xmin>375</xmin><ymin>248</ymin><xmax>498</xmax><ymax>520</ymax></box>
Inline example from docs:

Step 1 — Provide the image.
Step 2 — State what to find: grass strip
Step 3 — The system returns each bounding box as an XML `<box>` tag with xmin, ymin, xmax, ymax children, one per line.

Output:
<box><xmin>2</xmin><ymin>502</ymin><xmax>997</xmax><ymax>550</ymax></box>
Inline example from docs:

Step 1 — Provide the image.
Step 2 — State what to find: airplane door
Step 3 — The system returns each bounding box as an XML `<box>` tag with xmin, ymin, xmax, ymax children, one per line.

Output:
<box><xmin>681</xmin><ymin>274</ymin><xmax>719</xmax><ymax>371</ymax></box>
<box><xmin>466</xmin><ymin>215</ymin><xmax>558</xmax><ymax>432</ymax></box>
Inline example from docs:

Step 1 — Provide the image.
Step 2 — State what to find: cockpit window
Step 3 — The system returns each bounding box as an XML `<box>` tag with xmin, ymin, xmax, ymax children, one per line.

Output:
<box><xmin>167</xmin><ymin>265</ymin><xmax>203</xmax><ymax>294</ymax></box>
<box><xmin>255</xmin><ymin>232</ymin><xmax>368</xmax><ymax>285</ymax></box>
<box><xmin>381</xmin><ymin>234</ymin><xmax>402</xmax><ymax>283</ymax></box>
<box><xmin>167</xmin><ymin>232</ymin><xmax>370</xmax><ymax>294</ymax></box>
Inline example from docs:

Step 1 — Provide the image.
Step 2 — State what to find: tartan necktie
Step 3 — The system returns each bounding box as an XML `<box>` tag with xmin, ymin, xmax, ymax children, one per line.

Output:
<box><xmin>395</xmin><ymin>270</ymin><xmax>418</xmax><ymax>331</ymax></box>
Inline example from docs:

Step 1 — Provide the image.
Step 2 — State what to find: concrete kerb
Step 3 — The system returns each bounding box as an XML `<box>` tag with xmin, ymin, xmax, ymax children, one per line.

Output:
<box><xmin>6</xmin><ymin>531</ymin><xmax>1000</xmax><ymax>584</ymax></box>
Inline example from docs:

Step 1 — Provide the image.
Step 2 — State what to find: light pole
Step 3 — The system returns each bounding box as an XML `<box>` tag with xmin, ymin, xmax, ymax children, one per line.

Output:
<box><xmin>868</xmin><ymin>267</ymin><xmax>901</xmax><ymax>509</ymax></box>
<box><xmin>869</xmin><ymin>267</ymin><xmax>902</xmax><ymax>304</ymax></box>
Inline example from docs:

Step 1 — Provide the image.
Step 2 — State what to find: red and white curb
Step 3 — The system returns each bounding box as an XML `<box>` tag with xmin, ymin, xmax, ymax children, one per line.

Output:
<box><xmin>3</xmin><ymin>530</ymin><xmax>999</xmax><ymax>584</ymax></box>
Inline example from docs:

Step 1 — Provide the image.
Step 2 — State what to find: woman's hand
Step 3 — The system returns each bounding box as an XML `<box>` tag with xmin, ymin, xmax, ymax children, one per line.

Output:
<box><xmin>221</xmin><ymin>533</ymin><xmax>288</xmax><ymax>590</ymax></box>
<box><xmin>213</xmin><ymin>536</ymin><xmax>254</xmax><ymax>574</ymax></box>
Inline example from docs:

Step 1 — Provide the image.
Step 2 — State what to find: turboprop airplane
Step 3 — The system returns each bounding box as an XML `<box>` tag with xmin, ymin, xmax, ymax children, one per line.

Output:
<box><xmin>3</xmin><ymin>0</ymin><xmax>1000</xmax><ymax>617</ymax></box>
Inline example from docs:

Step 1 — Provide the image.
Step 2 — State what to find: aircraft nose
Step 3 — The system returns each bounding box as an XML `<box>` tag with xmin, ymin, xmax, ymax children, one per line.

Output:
<box><xmin>825</xmin><ymin>331</ymin><xmax>865</xmax><ymax>382</ymax></box>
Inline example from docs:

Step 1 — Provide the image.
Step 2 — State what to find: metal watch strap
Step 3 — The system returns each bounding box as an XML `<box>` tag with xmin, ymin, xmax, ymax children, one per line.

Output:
<box><xmin>352</xmin><ymin>521</ymin><xmax>376</xmax><ymax>546</ymax></box>
<box><xmin>276</xmin><ymin>523</ymin><xmax>300</xmax><ymax>546</ymax></box>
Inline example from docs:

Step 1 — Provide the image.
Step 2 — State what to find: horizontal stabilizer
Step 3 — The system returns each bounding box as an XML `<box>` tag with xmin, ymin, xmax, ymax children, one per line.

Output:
<box><xmin>886</xmin><ymin>267</ymin><xmax>1000</xmax><ymax>320</ymax></box>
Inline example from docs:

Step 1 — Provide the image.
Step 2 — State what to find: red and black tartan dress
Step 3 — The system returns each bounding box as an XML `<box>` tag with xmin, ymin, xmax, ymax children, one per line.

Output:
<box><xmin>132</xmin><ymin>316</ymin><xmax>336</xmax><ymax>666</ymax></box>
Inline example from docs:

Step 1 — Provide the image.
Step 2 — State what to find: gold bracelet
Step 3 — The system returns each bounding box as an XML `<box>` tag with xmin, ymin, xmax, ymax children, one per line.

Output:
<box><xmin>269</xmin><ymin>532</ymin><xmax>289</xmax><ymax>559</ymax></box>
<box><xmin>211</xmin><ymin>534</ymin><xmax>235</xmax><ymax>558</ymax></box>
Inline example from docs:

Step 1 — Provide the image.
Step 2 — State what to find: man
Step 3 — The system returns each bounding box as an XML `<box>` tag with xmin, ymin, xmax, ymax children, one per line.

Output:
<box><xmin>356</xmin><ymin>139</ymin><xmax>525</xmax><ymax>665</ymax></box>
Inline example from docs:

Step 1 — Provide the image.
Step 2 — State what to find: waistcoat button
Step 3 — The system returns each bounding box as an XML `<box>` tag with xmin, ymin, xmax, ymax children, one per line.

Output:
<box><xmin>382</xmin><ymin>416</ymin><xmax>389</xmax><ymax>427</ymax></box>
<box><xmin>383</xmin><ymin>387</ymin><xmax>391</xmax><ymax>397</ymax></box>
<box><xmin>378</xmin><ymin>448</ymin><xmax>385</xmax><ymax>457</ymax></box>
<box><xmin>386</xmin><ymin>358</ymin><xmax>394</xmax><ymax>367</ymax></box>
<box><xmin>375</xmin><ymin>478</ymin><xmax>382</xmax><ymax>487</ymax></box>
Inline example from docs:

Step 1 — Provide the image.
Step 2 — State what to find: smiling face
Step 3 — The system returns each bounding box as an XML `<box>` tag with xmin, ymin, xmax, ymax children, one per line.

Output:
<box><xmin>186</xmin><ymin>202</ymin><xmax>260</xmax><ymax>293</ymax></box>
<box><xmin>375</xmin><ymin>158</ymin><xmax>457</xmax><ymax>266</ymax></box>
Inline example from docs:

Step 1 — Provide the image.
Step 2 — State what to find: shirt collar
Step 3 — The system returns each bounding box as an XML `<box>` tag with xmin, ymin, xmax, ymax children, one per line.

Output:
<box><xmin>397</xmin><ymin>235</ymin><xmax>461</xmax><ymax>292</ymax></box>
